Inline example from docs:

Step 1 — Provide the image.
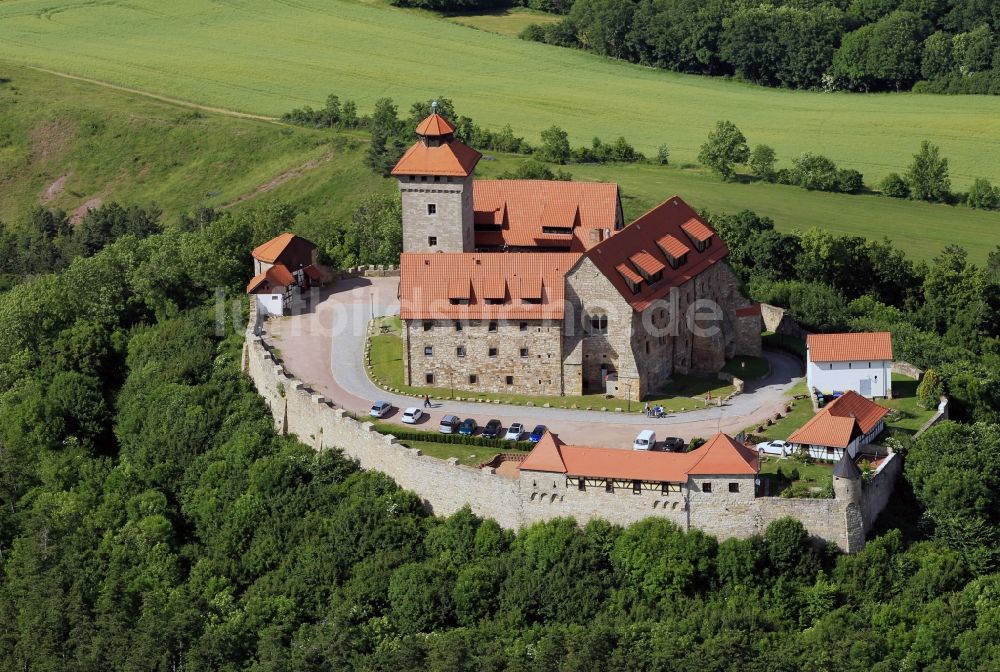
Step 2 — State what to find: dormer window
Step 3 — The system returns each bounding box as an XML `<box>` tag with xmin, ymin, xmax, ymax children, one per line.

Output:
<box><xmin>656</xmin><ymin>234</ymin><xmax>691</xmax><ymax>269</ymax></box>
<box><xmin>616</xmin><ymin>264</ymin><xmax>643</xmax><ymax>295</ymax></box>
<box><xmin>629</xmin><ymin>251</ymin><xmax>665</xmax><ymax>285</ymax></box>
<box><xmin>680</xmin><ymin>218</ymin><xmax>714</xmax><ymax>252</ymax></box>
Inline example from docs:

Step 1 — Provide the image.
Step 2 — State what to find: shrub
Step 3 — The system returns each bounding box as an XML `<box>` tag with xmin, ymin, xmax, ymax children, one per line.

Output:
<box><xmin>519</xmin><ymin>23</ymin><xmax>546</xmax><ymax>42</ymax></box>
<box><xmin>791</xmin><ymin>153</ymin><xmax>839</xmax><ymax>191</ymax></box>
<box><xmin>880</xmin><ymin>172</ymin><xmax>910</xmax><ymax>198</ymax></box>
<box><xmin>836</xmin><ymin>168</ymin><xmax>865</xmax><ymax>194</ymax></box>
<box><xmin>916</xmin><ymin>368</ymin><xmax>944</xmax><ymax>410</ymax></box>
<box><xmin>656</xmin><ymin>144</ymin><xmax>670</xmax><ymax>165</ymax></box>
<box><xmin>749</xmin><ymin>144</ymin><xmax>777</xmax><ymax>182</ymax></box>
<box><xmin>966</xmin><ymin>177</ymin><xmax>999</xmax><ymax>210</ymax></box>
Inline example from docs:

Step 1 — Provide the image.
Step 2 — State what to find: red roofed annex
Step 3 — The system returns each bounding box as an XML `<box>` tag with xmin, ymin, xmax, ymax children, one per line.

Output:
<box><xmin>395</xmin><ymin>108</ymin><xmax>762</xmax><ymax>399</ymax></box>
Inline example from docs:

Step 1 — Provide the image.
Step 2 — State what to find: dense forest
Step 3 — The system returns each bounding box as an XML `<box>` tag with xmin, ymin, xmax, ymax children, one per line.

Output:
<box><xmin>393</xmin><ymin>0</ymin><xmax>1000</xmax><ymax>94</ymax></box>
<box><xmin>0</xmin><ymin>192</ymin><xmax>997</xmax><ymax>669</ymax></box>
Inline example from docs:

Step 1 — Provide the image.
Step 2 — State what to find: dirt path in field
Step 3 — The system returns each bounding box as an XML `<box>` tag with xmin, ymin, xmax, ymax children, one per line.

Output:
<box><xmin>220</xmin><ymin>151</ymin><xmax>335</xmax><ymax>209</ymax></box>
<box><xmin>27</xmin><ymin>66</ymin><xmax>280</xmax><ymax>123</ymax></box>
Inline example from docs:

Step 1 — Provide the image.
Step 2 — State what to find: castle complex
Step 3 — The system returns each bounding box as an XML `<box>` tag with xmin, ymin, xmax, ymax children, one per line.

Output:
<box><xmin>395</xmin><ymin>109</ymin><xmax>761</xmax><ymax>400</ymax></box>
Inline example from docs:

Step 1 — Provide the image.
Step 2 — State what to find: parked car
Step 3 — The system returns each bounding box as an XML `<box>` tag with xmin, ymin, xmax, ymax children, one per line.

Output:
<box><xmin>439</xmin><ymin>414</ymin><xmax>460</xmax><ymax>434</ymax></box>
<box><xmin>528</xmin><ymin>424</ymin><xmax>547</xmax><ymax>442</ymax></box>
<box><xmin>661</xmin><ymin>436</ymin><xmax>685</xmax><ymax>452</ymax></box>
<box><xmin>757</xmin><ymin>439</ymin><xmax>792</xmax><ymax>457</ymax></box>
<box><xmin>505</xmin><ymin>422</ymin><xmax>524</xmax><ymax>441</ymax></box>
<box><xmin>369</xmin><ymin>401</ymin><xmax>392</xmax><ymax>418</ymax></box>
<box><xmin>482</xmin><ymin>419</ymin><xmax>503</xmax><ymax>438</ymax></box>
<box><xmin>633</xmin><ymin>429</ymin><xmax>656</xmax><ymax>451</ymax></box>
<box><xmin>401</xmin><ymin>407</ymin><xmax>423</xmax><ymax>424</ymax></box>
<box><xmin>459</xmin><ymin>418</ymin><xmax>477</xmax><ymax>436</ymax></box>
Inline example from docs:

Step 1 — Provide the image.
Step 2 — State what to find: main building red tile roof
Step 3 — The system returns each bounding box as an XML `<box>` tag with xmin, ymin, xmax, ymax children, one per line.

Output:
<box><xmin>399</xmin><ymin>252</ymin><xmax>580</xmax><ymax>320</ymax></box>
<box><xmin>472</xmin><ymin>180</ymin><xmax>621</xmax><ymax>251</ymax></box>
<box><xmin>392</xmin><ymin>139</ymin><xmax>482</xmax><ymax>177</ymax></box>
<box><xmin>251</xmin><ymin>233</ymin><xmax>316</xmax><ymax>263</ymax></box>
<box><xmin>583</xmin><ymin>196</ymin><xmax>729</xmax><ymax>312</ymax></box>
<box><xmin>520</xmin><ymin>432</ymin><xmax>758</xmax><ymax>482</ymax></box>
<box><xmin>788</xmin><ymin>391</ymin><xmax>889</xmax><ymax>448</ymax></box>
<box><xmin>808</xmin><ymin>332</ymin><xmax>894</xmax><ymax>362</ymax></box>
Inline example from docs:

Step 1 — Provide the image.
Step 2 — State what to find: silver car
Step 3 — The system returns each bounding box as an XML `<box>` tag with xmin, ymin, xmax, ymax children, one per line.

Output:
<box><xmin>369</xmin><ymin>401</ymin><xmax>392</xmax><ymax>418</ymax></box>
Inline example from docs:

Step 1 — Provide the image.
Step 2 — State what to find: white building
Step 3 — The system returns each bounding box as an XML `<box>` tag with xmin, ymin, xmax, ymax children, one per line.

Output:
<box><xmin>246</xmin><ymin>233</ymin><xmax>321</xmax><ymax>317</ymax></box>
<box><xmin>806</xmin><ymin>332</ymin><xmax>893</xmax><ymax>399</ymax></box>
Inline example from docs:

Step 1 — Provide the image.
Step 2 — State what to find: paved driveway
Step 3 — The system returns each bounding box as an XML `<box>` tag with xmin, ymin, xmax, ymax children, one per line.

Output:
<box><xmin>266</xmin><ymin>277</ymin><xmax>803</xmax><ymax>449</ymax></box>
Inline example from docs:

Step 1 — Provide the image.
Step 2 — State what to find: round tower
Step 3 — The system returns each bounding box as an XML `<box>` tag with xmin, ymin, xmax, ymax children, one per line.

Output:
<box><xmin>391</xmin><ymin>102</ymin><xmax>482</xmax><ymax>253</ymax></box>
<box><xmin>832</xmin><ymin>452</ymin><xmax>862</xmax><ymax>504</ymax></box>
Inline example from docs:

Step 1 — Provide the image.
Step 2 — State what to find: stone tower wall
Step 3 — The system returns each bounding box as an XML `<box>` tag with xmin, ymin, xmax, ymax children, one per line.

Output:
<box><xmin>399</xmin><ymin>174</ymin><xmax>474</xmax><ymax>253</ymax></box>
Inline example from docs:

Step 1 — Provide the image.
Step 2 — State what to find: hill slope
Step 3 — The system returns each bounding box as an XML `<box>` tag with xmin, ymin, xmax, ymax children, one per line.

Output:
<box><xmin>0</xmin><ymin>0</ymin><xmax>998</xmax><ymax>188</ymax></box>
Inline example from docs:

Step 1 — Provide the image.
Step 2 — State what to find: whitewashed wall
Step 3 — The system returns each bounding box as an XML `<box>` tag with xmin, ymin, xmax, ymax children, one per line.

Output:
<box><xmin>807</xmin><ymin>359</ymin><xmax>891</xmax><ymax>397</ymax></box>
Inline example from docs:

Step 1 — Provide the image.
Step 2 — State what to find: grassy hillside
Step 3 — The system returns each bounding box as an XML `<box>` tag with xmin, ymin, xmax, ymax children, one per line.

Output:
<box><xmin>0</xmin><ymin>0</ymin><xmax>998</xmax><ymax>190</ymax></box>
<box><xmin>1</xmin><ymin>62</ymin><xmax>995</xmax><ymax>263</ymax></box>
<box><xmin>0</xmin><ymin>63</ymin><xmax>390</xmax><ymax>223</ymax></box>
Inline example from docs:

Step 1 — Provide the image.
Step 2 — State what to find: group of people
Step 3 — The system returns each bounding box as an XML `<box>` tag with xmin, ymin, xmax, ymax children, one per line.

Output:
<box><xmin>643</xmin><ymin>403</ymin><xmax>665</xmax><ymax>418</ymax></box>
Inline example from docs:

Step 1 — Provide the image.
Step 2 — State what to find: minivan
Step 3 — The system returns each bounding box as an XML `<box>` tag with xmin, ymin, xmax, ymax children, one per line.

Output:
<box><xmin>633</xmin><ymin>430</ymin><xmax>656</xmax><ymax>451</ymax></box>
<box><xmin>439</xmin><ymin>414</ymin><xmax>460</xmax><ymax>434</ymax></box>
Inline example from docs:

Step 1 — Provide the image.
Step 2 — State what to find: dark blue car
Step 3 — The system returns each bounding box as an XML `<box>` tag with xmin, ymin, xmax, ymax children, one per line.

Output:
<box><xmin>529</xmin><ymin>424</ymin><xmax>547</xmax><ymax>443</ymax></box>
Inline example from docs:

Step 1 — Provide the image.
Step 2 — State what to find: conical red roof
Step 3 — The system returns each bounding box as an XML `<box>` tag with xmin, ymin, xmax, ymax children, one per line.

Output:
<box><xmin>415</xmin><ymin>113</ymin><xmax>455</xmax><ymax>137</ymax></box>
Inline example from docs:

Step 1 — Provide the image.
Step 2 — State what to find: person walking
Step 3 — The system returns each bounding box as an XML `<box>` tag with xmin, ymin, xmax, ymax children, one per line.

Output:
<box><xmin>644</xmin><ymin>402</ymin><xmax>650</xmax><ymax>417</ymax></box>
<box><xmin>423</xmin><ymin>394</ymin><xmax>431</xmax><ymax>408</ymax></box>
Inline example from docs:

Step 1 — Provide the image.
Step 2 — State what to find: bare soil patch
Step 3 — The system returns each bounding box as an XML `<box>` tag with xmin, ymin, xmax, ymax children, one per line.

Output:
<box><xmin>221</xmin><ymin>151</ymin><xmax>332</xmax><ymax>209</ymax></box>
<box><xmin>70</xmin><ymin>197</ymin><xmax>102</xmax><ymax>225</ymax></box>
<box><xmin>42</xmin><ymin>173</ymin><xmax>71</xmax><ymax>202</ymax></box>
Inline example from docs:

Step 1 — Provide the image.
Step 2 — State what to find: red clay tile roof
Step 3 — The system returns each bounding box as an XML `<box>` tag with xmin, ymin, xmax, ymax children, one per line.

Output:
<box><xmin>735</xmin><ymin>303</ymin><xmax>762</xmax><ymax>317</ymax></box>
<box><xmin>415</xmin><ymin>113</ymin><xmax>456</xmax><ymax>137</ymax></box>
<box><xmin>399</xmin><ymin>252</ymin><xmax>579</xmax><ymax>320</ymax></box>
<box><xmin>246</xmin><ymin>263</ymin><xmax>295</xmax><ymax>294</ymax></box>
<box><xmin>391</xmin><ymin>139</ymin><xmax>482</xmax><ymax>177</ymax></box>
<box><xmin>303</xmin><ymin>264</ymin><xmax>323</xmax><ymax>282</ymax></box>
<box><xmin>808</xmin><ymin>332</ymin><xmax>893</xmax><ymax>362</ymax></box>
<box><xmin>520</xmin><ymin>432</ymin><xmax>758</xmax><ymax>481</ymax></box>
<box><xmin>788</xmin><ymin>391</ymin><xmax>889</xmax><ymax>448</ymax></box>
<box><xmin>473</xmin><ymin>180</ymin><xmax>620</xmax><ymax>251</ymax></box>
<box><xmin>585</xmin><ymin>196</ymin><xmax>729</xmax><ymax>312</ymax></box>
<box><xmin>681</xmin><ymin>217</ymin><xmax>714</xmax><ymax>243</ymax></box>
<box><xmin>251</xmin><ymin>233</ymin><xmax>316</xmax><ymax>263</ymax></box>
<box><xmin>629</xmin><ymin>250</ymin><xmax>666</xmax><ymax>276</ymax></box>
<box><xmin>616</xmin><ymin>263</ymin><xmax>643</xmax><ymax>285</ymax></box>
<box><xmin>656</xmin><ymin>234</ymin><xmax>691</xmax><ymax>260</ymax></box>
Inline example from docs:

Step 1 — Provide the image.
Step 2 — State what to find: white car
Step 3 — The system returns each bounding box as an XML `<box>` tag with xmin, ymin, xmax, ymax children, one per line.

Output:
<box><xmin>633</xmin><ymin>429</ymin><xmax>656</xmax><ymax>451</ymax></box>
<box><xmin>504</xmin><ymin>422</ymin><xmax>524</xmax><ymax>441</ymax></box>
<box><xmin>757</xmin><ymin>439</ymin><xmax>792</xmax><ymax>457</ymax></box>
<box><xmin>401</xmin><ymin>407</ymin><xmax>423</xmax><ymax>424</ymax></box>
<box><xmin>369</xmin><ymin>401</ymin><xmax>392</xmax><ymax>418</ymax></box>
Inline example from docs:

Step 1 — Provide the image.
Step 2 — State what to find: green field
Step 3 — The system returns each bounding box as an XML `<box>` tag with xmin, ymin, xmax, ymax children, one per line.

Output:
<box><xmin>2</xmin><ymin>62</ymin><xmax>996</xmax><ymax>263</ymax></box>
<box><xmin>448</xmin><ymin>8</ymin><xmax>562</xmax><ymax>37</ymax></box>
<box><xmin>1</xmin><ymin>0</ymin><xmax>999</xmax><ymax>190</ymax></box>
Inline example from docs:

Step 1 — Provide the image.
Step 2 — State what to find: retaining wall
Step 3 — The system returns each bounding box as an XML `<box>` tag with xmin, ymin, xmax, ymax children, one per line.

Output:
<box><xmin>243</xmin><ymin>320</ymin><xmax>893</xmax><ymax>551</ymax></box>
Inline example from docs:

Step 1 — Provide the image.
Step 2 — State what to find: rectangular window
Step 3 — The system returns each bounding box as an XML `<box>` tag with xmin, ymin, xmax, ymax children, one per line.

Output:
<box><xmin>520</xmin><ymin>322</ymin><xmax>528</xmax><ymax>331</ymax></box>
<box><xmin>433</xmin><ymin>176</ymin><xmax>441</xmax><ymax>183</ymax></box>
<box><xmin>469</xmin><ymin>374</ymin><xmax>477</xmax><ymax>384</ymax></box>
<box><xmin>578</xmin><ymin>479</ymin><xmax>586</xmax><ymax>491</ymax></box>
<box><xmin>632</xmin><ymin>480</ymin><xmax>641</xmax><ymax>494</ymax></box>
<box><xmin>729</xmin><ymin>483</ymin><xmax>739</xmax><ymax>493</ymax></box>
<box><xmin>520</xmin><ymin>348</ymin><xmax>529</xmax><ymax>358</ymax></box>
<box><xmin>488</xmin><ymin>321</ymin><xmax>498</xmax><ymax>332</ymax></box>
<box><xmin>423</xmin><ymin>321</ymin><xmax>433</xmax><ymax>331</ymax></box>
<box><xmin>489</xmin><ymin>347</ymin><xmax>498</xmax><ymax>357</ymax></box>
<box><xmin>424</xmin><ymin>346</ymin><xmax>433</xmax><ymax>356</ymax></box>
<box><xmin>605</xmin><ymin>481</ymin><xmax>614</xmax><ymax>493</ymax></box>
<box><xmin>661</xmin><ymin>483</ymin><xmax>669</xmax><ymax>495</ymax></box>
<box><xmin>485</xmin><ymin>298</ymin><xmax>504</xmax><ymax>305</ymax></box>
<box><xmin>427</xmin><ymin>203</ymin><xmax>437</xmax><ymax>214</ymax></box>
<box><xmin>505</xmin><ymin>376</ymin><xmax>514</xmax><ymax>385</ymax></box>
<box><xmin>702</xmin><ymin>482</ymin><xmax>712</xmax><ymax>493</ymax></box>
<box><xmin>425</xmin><ymin>373</ymin><xmax>434</xmax><ymax>384</ymax></box>
<box><xmin>428</xmin><ymin>236</ymin><xmax>437</xmax><ymax>246</ymax></box>
<box><xmin>455</xmin><ymin>322</ymin><xmax>463</xmax><ymax>331</ymax></box>
<box><xmin>456</xmin><ymin>346</ymin><xmax>466</xmax><ymax>357</ymax></box>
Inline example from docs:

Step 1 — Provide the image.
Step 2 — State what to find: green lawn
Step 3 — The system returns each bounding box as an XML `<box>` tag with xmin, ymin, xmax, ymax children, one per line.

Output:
<box><xmin>723</xmin><ymin>355</ymin><xmax>769</xmax><ymax>381</ymax></box>
<box><xmin>758</xmin><ymin>455</ymin><xmax>833</xmax><ymax>497</ymax></box>
<box><xmin>387</xmin><ymin>440</ymin><xmax>505</xmax><ymax>467</ymax></box>
<box><xmin>750</xmin><ymin>381</ymin><xmax>813</xmax><ymax>441</ymax></box>
<box><xmin>881</xmin><ymin>374</ymin><xmax>937</xmax><ymax>434</ymax></box>
<box><xmin>1</xmin><ymin>0</ymin><xmax>999</xmax><ymax>191</ymax></box>
<box><xmin>367</xmin><ymin>317</ymin><xmax>736</xmax><ymax>413</ymax></box>
<box><xmin>448</xmin><ymin>8</ymin><xmax>561</xmax><ymax>37</ymax></box>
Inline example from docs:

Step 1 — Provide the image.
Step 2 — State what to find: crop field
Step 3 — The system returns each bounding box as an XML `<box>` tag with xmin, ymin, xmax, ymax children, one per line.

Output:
<box><xmin>0</xmin><ymin>0</ymin><xmax>999</xmax><ymax>190</ymax></box>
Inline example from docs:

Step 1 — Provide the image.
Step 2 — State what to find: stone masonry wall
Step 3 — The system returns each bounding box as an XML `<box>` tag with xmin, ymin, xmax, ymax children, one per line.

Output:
<box><xmin>405</xmin><ymin>319</ymin><xmax>564</xmax><ymax>395</ymax></box>
<box><xmin>244</xmin><ymin>319</ymin><xmax>887</xmax><ymax>552</ymax></box>
<box><xmin>399</xmin><ymin>175</ymin><xmax>474</xmax><ymax>253</ymax></box>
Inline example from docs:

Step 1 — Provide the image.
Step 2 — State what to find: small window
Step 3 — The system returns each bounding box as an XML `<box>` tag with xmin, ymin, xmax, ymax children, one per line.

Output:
<box><xmin>456</xmin><ymin>346</ymin><xmax>466</xmax><ymax>357</ymax></box>
<box><xmin>589</xmin><ymin>314</ymin><xmax>608</xmax><ymax>334</ymax></box>
<box><xmin>427</xmin><ymin>203</ymin><xmax>437</xmax><ymax>215</ymax></box>
<box><xmin>578</xmin><ymin>479</ymin><xmax>586</xmax><ymax>491</ymax></box>
<box><xmin>661</xmin><ymin>483</ymin><xmax>669</xmax><ymax>495</ymax></box>
<box><xmin>632</xmin><ymin>480</ymin><xmax>641</xmax><ymax>494</ymax></box>
<box><xmin>519</xmin><ymin>322</ymin><xmax>528</xmax><ymax>331</ymax></box>
<box><xmin>702</xmin><ymin>482</ymin><xmax>712</xmax><ymax>493</ymax></box>
<box><xmin>424</xmin><ymin>346</ymin><xmax>433</xmax><ymax>356</ymax></box>
<box><xmin>729</xmin><ymin>483</ymin><xmax>739</xmax><ymax>493</ymax></box>
<box><xmin>488</xmin><ymin>321</ymin><xmax>498</xmax><ymax>332</ymax></box>
<box><xmin>848</xmin><ymin>362</ymin><xmax>852</xmax><ymax>369</ymax></box>
<box><xmin>425</xmin><ymin>373</ymin><xmax>434</xmax><ymax>384</ymax></box>
<box><xmin>505</xmin><ymin>376</ymin><xmax>514</xmax><ymax>385</ymax></box>
<box><xmin>421</xmin><ymin>176</ymin><xmax>428</xmax><ymax>182</ymax></box>
<box><xmin>455</xmin><ymin>322</ymin><xmax>463</xmax><ymax>331</ymax></box>
<box><xmin>428</xmin><ymin>236</ymin><xmax>437</xmax><ymax>246</ymax></box>
<box><xmin>433</xmin><ymin>176</ymin><xmax>441</xmax><ymax>183</ymax></box>
<box><xmin>606</xmin><ymin>481</ymin><xmax>614</xmax><ymax>493</ymax></box>
<box><xmin>520</xmin><ymin>348</ymin><xmax>529</xmax><ymax>358</ymax></box>
<box><xmin>645</xmin><ymin>341</ymin><xmax>650</xmax><ymax>355</ymax></box>
<box><xmin>489</xmin><ymin>347</ymin><xmax>498</xmax><ymax>357</ymax></box>
<box><xmin>423</xmin><ymin>321</ymin><xmax>433</xmax><ymax>331</ymax></box>
<box><xmin>469</xmin><ymin>374</ymin><xmax>477</xmax><ymax>384</ymax></box>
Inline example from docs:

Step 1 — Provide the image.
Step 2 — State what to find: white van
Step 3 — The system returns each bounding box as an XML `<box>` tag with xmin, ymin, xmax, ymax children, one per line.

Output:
<box><xmin>633</xmin><ymin>430</ymin><xmax>656</xmax><ymax>451</ymax></box>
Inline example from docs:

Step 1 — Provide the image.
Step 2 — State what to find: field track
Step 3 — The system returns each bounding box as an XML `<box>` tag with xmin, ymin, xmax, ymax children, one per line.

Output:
<box><xmin>1</xmin><ymin>0</ymin><xmax>999</xmax><ymax>188</ymax></box>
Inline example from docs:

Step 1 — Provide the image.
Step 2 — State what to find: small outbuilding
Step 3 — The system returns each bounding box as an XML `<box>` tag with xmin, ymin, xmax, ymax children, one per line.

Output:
<box><xmin>788</xmin><ymin>391</ymin><xmax>889</xmax><ymax>462</ymax></box>
<box><xmin>246</xmin><ymin>233</ymin><xmax>319</xmax><ymax>317</ymax></box>
<box><xmin>807</xmin><ymin>332</ymin><xmax>893</xmax><ymax>399</ymax></box>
